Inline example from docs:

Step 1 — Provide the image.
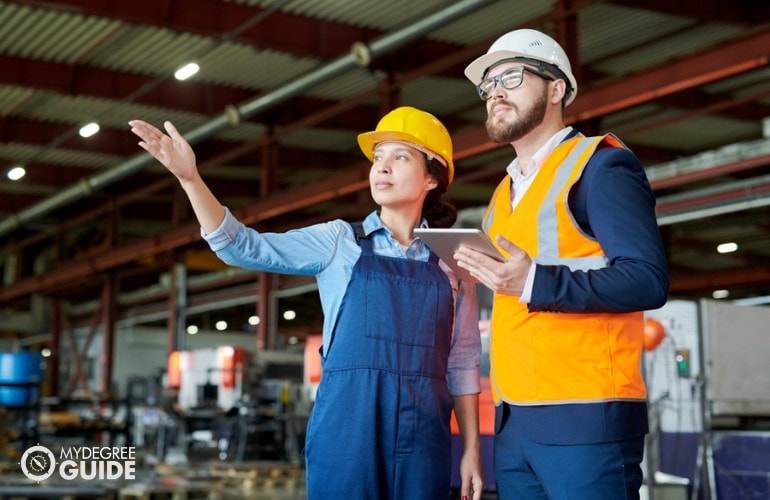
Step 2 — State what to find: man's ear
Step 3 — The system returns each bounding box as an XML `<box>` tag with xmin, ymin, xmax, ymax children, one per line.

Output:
<box><xmin>552</xmin><ymin>79</ymin><xmax>567</xmax><ymax>105</ymax></box>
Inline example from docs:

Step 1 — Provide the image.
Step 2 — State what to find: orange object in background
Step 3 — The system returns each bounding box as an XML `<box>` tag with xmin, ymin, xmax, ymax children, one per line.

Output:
<box><xmin>220</xmin><ymin>345</ymin><xmax>247</xmax><ymax>389</ymax></box>
<box><xmin>167</xmin><ymin>351</ymin><xmax>181</xmax><ymax>389</ymax></box>
<box><xmin>167</xmin><ymin>346</ymin><xmax>249</xmax><ymax>411</ymax></box>
<box><xmin>304</xmin><ymin>333</ymin><xmax>324</xmax><ymax>403</ymax></box>
<box><xmin>644</xmin><ymin>317</ymin><xmax>666</xmax><ymax>351</ymax></box>
<box><xmin>304</xmin><ymin>334</ymin><xmax>323</xmax><ymax>385</ymax></box>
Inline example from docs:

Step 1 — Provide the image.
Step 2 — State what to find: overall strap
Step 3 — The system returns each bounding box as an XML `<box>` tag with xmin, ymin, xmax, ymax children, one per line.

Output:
<box><xmin>352</xmin><ymin>221</ymin><xmax>368</xmax><ymax>242</ymax></box>
<box><xmin>350</xmin><ymin>222</ymin><xmax>373</xmax><ymax>254</ymax></box>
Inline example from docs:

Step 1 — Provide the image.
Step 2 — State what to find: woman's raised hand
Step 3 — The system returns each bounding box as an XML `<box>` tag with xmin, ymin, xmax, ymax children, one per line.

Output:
<box><xmin>129</xmin><ymin>120</ymin><xmax>198</xmax><ymax>184</ymax></box>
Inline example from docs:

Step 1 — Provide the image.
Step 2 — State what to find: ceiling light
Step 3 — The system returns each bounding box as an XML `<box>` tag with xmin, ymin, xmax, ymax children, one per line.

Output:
<box><xmin>187</xmin><ymin>325</ymin><xmax>199</xmax><ymax>335</ymax></box>
<box><xmin>248</xmin><ymin>315</ymin><xmax>260</xmax><ymax>326</ymax></box>
<box><xmin>283</xmin><ymin>310</ymin><xmax>296</xmax><ymax>321</ymax></box>
<box><xmin>215</xmin><ymin>320</ymin><xmax>228</xmax><ymax>331</ymax></box>
<box><xmin>712</xmin><ymin>289</ymin><xmax>730</xmax><ymax>299</ymax></box>
<box><xmin>79</xmin><ymin>122</ymin><xmax>100</xmax><ymax>138</ymax></box>
<box><xmin>41</xmin><ymin>348</ymin><xmax>52</xmax><ymax>357</ymax></box>
<box><xmin>717</xmin><ymin>242</ymin><xmax>738</xmax><ymax>254</ymax></box>
<box><xmin>175</xmin><ymin>62</ymin><xmax>200</xmax><ymax>81</ymax></box>
<box><xmin>7</xmin><ymin>165</ymin><xmax>26</xmax><ymax>181</ymax></box>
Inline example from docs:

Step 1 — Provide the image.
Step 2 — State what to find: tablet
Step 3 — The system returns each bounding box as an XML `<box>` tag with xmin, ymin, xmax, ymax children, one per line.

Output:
<box><xmin>414</xmin><ymin>228</ymin><xmax>505</xmax><ymax>280</ymax></box>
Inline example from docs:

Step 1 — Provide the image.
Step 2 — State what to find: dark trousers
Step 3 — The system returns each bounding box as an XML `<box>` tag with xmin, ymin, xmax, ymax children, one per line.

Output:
<box><xmin>493</xmin><ymin>410</ymin><xmax>645</xmax><ymax>500</ymax></box>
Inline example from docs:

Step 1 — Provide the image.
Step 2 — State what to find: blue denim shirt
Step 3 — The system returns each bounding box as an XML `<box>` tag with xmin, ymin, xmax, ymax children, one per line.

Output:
<box><xmin>203</xmin><ymin>208</ymin><xmax>481</xmax><ymax>396</ymax></box>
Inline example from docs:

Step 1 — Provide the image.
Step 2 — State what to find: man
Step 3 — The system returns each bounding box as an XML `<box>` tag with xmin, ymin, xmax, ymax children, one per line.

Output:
<box><xmin>453</xmin><ymin>28</ymin><xmax>669</xmax><ymax>499</ymax></box>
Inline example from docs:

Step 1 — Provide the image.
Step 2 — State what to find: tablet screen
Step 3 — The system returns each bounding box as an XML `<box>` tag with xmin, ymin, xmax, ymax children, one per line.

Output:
<box><xmin>414</xmin><ymin>228</ymin><xmax>504</xmax><ymax>281</ymax></box>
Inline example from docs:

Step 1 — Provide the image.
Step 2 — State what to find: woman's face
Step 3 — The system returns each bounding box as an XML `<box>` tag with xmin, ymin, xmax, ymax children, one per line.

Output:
<box><xmin>369</xmin><ymin>141</ymin><xmax>437</xmax><ymax>209</ymax></box>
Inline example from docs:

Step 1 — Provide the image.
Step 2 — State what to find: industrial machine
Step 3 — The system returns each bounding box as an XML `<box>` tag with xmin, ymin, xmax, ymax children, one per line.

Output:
<box><xmin>144</xmin><ymin>345</ymin><xmax>309</xmax><ymax>465</ymax></box>
<box><xmin>643</xmin><ymin>299</ymin><xmax>770</xmax><ymax>499</ymax></box>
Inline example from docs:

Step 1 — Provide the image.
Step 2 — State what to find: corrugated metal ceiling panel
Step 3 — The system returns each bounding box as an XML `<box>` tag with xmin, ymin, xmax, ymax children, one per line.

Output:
<box><xmin>627</xmin><ymin>114</ymin><xmax>760</xmax><ymax>153</ymax></box>
<box><xmin>430</xmin><ymin>1</ymin><xmax>556</xmax><ymax>45</ymax></box>
<box><xmin>605</xmin><ymin>23</ymin><xmax>743</xmax><ymax>76</ymax></box>
<box><xmin>703</xmin><ymin>66</ymin><xmax>770</xmax><ymax>96</ymax></box>
<box><xmin>0</xmin><ymin>143</ymin><xmax>44</xmax><ymax>164</ymax></box>
<box><xmin>34</xmin><ymin>148</ymin><xmax>123</xmax><ymax>170</ymax></box>
<box><xmin>0</xmin><ymin>85</ymin><xmax>35</xmax><ymax>115</ymax></box>
<box><xmin>197</xmin><ymin>46</ymin><xmax>319</xmax><ymax>90</ymax></box>
<box><xmin>0</xmin><ymin>177</ymin><xmax>55</xmax><ymax>196</ymax></box>
<box><xmin>88</xmin><ymin>27</ymin><xmax>215</xmax><ymax>76</ymax></box>
<box><xmin>305</xmin><ymin>67</ymin><xmax>383</xmax><ymax>101</ymax></box>
<box><xmin>234</xmin><ymin>0</ymin><xmax>447</xmax><ymax>29</ymax></box>
<box><xmin>216</xmin><ymin>122</ymin><xmax>268</xmax><ymax>142</ymax></box>
<box><xmin>0</xmin><ymin>2</ymin><xmax>122</xmax><ymax>63</ymax></box>
<box><xmin>11</xmin><ymin>91</ymin><xmax>201</xmax><ymax>136</ymax></box>
<box><xmin>85</xmin><ymin>24</ymin><xmax>321</xmax><ymax>92</ymax></box>
<box><xmin>581</xmin><ymin>3</ymin><xmax>743</xmax><ymax>76</ymax></box>
<box><xmin>226</xmin><ymin>0</ymin><xmax>550</xmax><ymax>46</ymax></box>
<box><xmin>279</xmin><ymin>127</ymin><xmax>359</xmax><ymax>153</ymax></box>
<box><xmin>0</xmin><ymin>140</ymin><xmax>122</xmax><ymax>170</ymax></box>
<box><xmin>400</xmin><ymin>76</ymin><xmax>478</xmax><ymax>115</ymax></box>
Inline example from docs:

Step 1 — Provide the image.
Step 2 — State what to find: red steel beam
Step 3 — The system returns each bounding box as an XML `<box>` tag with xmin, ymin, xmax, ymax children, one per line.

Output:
<box><xmin>670</xmin><ymin>266</ymin><xmax>770</xmax><ymax>293</ymax></box>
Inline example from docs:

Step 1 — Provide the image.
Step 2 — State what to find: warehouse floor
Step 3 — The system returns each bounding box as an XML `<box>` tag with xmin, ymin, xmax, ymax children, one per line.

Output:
<box><xmin>0</xmin><ymin>459</ymin><xmax>505</xmax><ymax>499</ymax></box>
<box><xmin>0</xmin><ymin>461</ymin><xmax>306</xmax><ymax>499</ymax></box>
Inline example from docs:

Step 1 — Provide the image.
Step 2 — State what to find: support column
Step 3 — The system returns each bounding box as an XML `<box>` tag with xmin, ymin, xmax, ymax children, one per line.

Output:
<box><xmin>100</xmin><ymin>273</ymin><xmax>117</xmax><ymax>395</ymax></box>
<box><xmin>168</xmin><ymin>181</ymin><xmax>190</xmax><ymax>355</ymax></box>
<box><xmin>553</xmin><ymin>0</ymin><xmax>580</xmax><ymax>83</ymax></box>
<box><xmin>49</xmin><ymin>298</ymin><xmax>61</xmax><ymax>397</ymax></box>
<box><xmin>168</xmin><ymin>261</ymin><xmax>187</xmax><ymax>353</ymax></box>
<box><xmin>261</xmin><ymin>127</ymin><xmax>279</xmax><ymax>198</ymax></box>
<box><xmin>257</xmin><ymin>272</ymin><xmax>272</xmax><ymax>351</ymax></box>
<box><xmin>256</xmin><ymin>126</ymin><xmax>278</xmax><ymax>350</ymax></box>
<box><xmin>377</xmin><ymin>72</ymin><xmax>400</xmax><ymax>117</ymax></box>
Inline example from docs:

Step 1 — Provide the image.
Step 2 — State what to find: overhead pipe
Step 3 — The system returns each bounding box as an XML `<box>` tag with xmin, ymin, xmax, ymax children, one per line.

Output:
<box><xmin>0</xmin><ymin>0</ymin><xmax>495</xmax><ymax>238</ymax></box>
<box><xmin>655</xmin><ymin>174</ymin><xmax>770</xmax><ymax>226</ymax></box>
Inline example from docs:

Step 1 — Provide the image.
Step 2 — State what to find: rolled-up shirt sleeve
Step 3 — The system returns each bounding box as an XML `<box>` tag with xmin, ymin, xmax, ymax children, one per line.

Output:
<box><xmin>201</xmin><ymin>206</ymin><xmax>243</xmax><ymax>251</ymax></box>
<box><xmin>201</xmin><ymin>207</ymin><xmax>339</xmax><ymax>276</ymax></box>
<box><xmin>445</xmin><ymin>269</ymin><xmax>481</xmax><ymax>396</ymax></box>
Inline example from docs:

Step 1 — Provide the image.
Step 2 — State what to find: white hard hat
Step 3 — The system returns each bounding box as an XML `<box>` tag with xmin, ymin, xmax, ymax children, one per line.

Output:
<box><xmin>464</xmin><ymin>28</ymin><xmax>578</xmax><ymax>106</ymax></box>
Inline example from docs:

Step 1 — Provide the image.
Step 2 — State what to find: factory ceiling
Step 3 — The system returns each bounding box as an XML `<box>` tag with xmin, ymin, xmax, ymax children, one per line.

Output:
<box><xmin>1</xmin><ymin>0</ymin><xmax>770</xmax><ymax>344</ymax></box>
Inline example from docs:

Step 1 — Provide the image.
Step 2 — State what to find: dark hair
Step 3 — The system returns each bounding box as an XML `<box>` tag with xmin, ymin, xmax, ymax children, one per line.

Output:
<box><xmin>422</xmin><ymin>155</ymin><xmax>457</xmax><ymax>228</ymax></box>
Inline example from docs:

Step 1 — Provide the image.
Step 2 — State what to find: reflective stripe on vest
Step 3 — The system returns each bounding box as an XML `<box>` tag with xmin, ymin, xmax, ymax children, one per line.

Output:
<box><xmin>484</xmin><ymin>135</ymin><xmax>646</xmax><ymax>406</ymax></box>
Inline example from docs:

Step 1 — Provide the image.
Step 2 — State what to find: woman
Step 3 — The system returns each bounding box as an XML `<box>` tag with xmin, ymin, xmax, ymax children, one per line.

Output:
<box><xmin>129</xmin><ymin>106</ymin><xmax>483</xmax><ymax>499</ymax></box>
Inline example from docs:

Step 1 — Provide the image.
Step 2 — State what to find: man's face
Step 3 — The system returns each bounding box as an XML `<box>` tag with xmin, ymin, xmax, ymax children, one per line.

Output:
<box><xmin>483</xmin><ymin>62</ymin><xmax>549</xmax><ymax>145</ymax></box>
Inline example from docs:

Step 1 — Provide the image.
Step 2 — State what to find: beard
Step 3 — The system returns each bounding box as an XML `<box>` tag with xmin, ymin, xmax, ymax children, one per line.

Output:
<box><xmin>485</xmin><ymin>89</ymin><xmax>548</xmax><ymax>144</ymax></box>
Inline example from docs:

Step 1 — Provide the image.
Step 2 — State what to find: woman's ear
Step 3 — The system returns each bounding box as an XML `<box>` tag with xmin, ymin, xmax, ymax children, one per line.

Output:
<box><xmin>425</xmin><ymin>175</ymin><xmax>439</xmax><ymax>191</ymax></box>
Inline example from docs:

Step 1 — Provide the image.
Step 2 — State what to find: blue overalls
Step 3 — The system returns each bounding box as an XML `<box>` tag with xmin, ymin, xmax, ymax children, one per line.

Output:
<box><xmin>304</xmin><ymin>224</ymin><xmax>455</xmax><ymax>499</ymax></box>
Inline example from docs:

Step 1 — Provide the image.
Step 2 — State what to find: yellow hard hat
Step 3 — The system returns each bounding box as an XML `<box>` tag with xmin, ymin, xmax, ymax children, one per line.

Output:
<box><xmin>358</xmin><ymin>106</ymin><xmax>454</xmax><ymax>184</ymax></box>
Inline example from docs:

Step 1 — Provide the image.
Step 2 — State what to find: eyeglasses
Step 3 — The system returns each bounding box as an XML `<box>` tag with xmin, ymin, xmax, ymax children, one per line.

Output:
<box><xmin>476</xmin><ymin>66</ymin><xmax>555</xmax><ymax>101</ymax></box>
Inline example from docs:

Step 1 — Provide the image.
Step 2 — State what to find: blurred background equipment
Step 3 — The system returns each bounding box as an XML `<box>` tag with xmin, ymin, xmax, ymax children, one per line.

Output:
<box><xmin>642</xmin><ymin>299</ymin><xmax>770</xmax><ymax>500</ymax></box>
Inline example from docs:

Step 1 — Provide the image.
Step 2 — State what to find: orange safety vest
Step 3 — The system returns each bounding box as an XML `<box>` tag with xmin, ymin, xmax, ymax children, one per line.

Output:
<box><xmin>482</xmin><ymin>135</ymin><xmax>647</xmax><ymax>406</ymax></box>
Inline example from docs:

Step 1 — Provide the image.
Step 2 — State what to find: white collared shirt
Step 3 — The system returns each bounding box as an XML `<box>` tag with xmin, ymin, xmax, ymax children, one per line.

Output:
<box><xmin>507</xmin><ymin>127</ymin><xmax>575</xmax><ymax>302</ymax></box>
